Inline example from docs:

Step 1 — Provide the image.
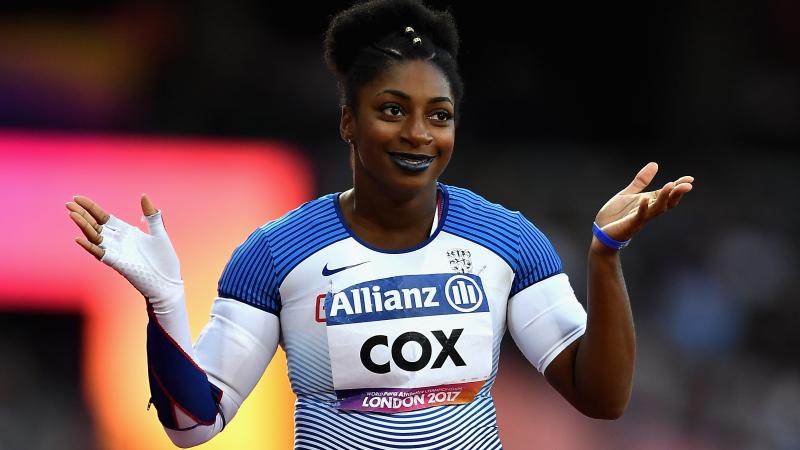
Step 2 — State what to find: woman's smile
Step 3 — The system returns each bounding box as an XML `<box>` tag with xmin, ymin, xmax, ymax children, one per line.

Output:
<box><xmin>387</xmin><ymin>151</ymin><xmax>437</xmax><ymax>172</ymax></box>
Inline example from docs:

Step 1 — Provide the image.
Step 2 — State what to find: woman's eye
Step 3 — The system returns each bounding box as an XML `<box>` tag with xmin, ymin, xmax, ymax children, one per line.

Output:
<box><xmin>430</xmin><ymin>111</ymin><xmax>453</xmax><ymax>122</ymax></box>
<box><xmin>382</xmin><ymin>105</ymin><xmax>403</xmax><ymax>116</ymax></box>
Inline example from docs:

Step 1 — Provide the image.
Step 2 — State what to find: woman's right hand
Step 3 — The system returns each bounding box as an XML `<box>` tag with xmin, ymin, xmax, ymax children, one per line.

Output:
<box><xmin>67</xmin><ymin>194</ymin><xmax>183</xmax><ymax>301</ymax></box>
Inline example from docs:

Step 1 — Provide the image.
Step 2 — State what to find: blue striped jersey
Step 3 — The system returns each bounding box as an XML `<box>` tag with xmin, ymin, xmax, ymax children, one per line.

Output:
<box><xmin>218</xmin><ymin>183</ymin><xmax>569</xmax><ymax>450</ymax></box>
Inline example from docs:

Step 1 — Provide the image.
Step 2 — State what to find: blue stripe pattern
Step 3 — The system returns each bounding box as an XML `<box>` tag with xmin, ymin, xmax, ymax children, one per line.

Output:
<box><xmin>476</xmin><ymin>334</ymin><xmax>502</xmax><ymax>397</ymax></box>
<box><xmin>294</xmin><ymin>396</ymin><xmax>502</xmax><ymax>449</ymax></box>
<box><xmin>441</xmin><ymin>185</ymin><xmax>563</xmax><ymax>297</ymax></box>
<box><xmin>218</xmin><ymin>194</ymin><xmax>349</xmax><ymax>314</ymax></box>
<box><xmin>284</xmin><ymin>332</ymin><xmax>336</xmax><ymax>400</ymax></box>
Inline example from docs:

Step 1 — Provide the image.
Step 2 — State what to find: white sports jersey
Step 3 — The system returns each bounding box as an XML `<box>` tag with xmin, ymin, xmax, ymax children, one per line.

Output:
<box><xmin>217</xmin><ymin>183</ymin><xmax>586</xmax><ymax>449</ymax></box>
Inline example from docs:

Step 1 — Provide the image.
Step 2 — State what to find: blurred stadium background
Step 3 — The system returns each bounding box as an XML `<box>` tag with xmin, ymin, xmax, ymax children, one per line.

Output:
<box><xmin>1</xmin><ymin>1</ymin><xmax>798</xmax><ymax>449</ymax></box>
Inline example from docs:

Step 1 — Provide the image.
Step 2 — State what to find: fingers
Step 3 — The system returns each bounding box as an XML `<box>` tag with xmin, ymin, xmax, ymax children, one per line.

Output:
<box><xmin>634</xmin><ymin>196</ymin><xmax>649</xmax><ymax>223</ymax></box>
<box><xmin>75</xmin><ymin>237</ymin><xmax>105</xmax><ymax>259</ymax></box>
<box><xmin>651</xmin><ymin>181</ymin><xmax>674</xmax><ymax>214</ymax></box>
<box><xmin>69</xmin><ymin>195</ymin><xmax>106</xmax><ymax>260</ymax></box>
<box><xmin>70</xmin><ymin>209</ymin><xmax>106</xmax><ymax>259</ymax></box>
<box><xmin>642</xmin><ymin>177</ymin><xmax>693</xmax><ymax>218</ymax></box>
<box><xmin>69</xmin><ymin>210</ymin><xmax>103</xmax><ymax>245</ymax></box>
<box><xmin>667</xmin><ymin>179</ymin><xmax>693</xmax><ymax>209</ymax></box>
<box><xmin>620</xmin><ymin>162</ymin><xmax>659</xmax><ymax>195</ymax></box>
<box><xmin>73</xmin><ymin>195</ymin><xmax>110</xmax><ymax>225</ymax></box>
<box><xmin>66</xmin><ymin>201</ymin><xmax>102</xmax><ymax>234</ymax></box>
<box><xmin>141</xmin><ymin>193</ymin><xmax>157</xmax><ymax>216</ymax></box>
<box><xmin>140</xmin><ymin>193</ymin><xmax>169</xmax><ymax>237</ymax></box>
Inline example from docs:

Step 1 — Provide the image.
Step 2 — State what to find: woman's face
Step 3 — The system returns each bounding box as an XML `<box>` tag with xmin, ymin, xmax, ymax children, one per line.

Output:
<box><xmin>342</xmin><ymin>60</ymin><xmax>456</xmax><ymax>198</ymax></box>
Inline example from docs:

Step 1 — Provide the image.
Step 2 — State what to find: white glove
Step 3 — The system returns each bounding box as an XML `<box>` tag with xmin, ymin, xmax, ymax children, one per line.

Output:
<box><xmin>100</xmin><ymin>211</ymin><xmax>183</xmax><ymax>306</ymax></box>
<box><xmin>99</xmin><ymin>210</ymin><xmax>192</xmax><ymax>352</ymax></box>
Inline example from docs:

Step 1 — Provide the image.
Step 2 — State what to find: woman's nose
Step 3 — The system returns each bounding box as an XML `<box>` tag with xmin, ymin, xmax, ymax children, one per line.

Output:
<box><xmin>402</xmin><ymin>115</ymin><xmax>433</xmax><ymax>147</ymax></box>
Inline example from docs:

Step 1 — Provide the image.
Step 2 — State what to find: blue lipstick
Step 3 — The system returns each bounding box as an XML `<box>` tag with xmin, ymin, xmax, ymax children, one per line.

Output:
<box><xmin>388</xmin><ymin>152</ymin><xmax>435</xmax><ymax>172</ymax></box>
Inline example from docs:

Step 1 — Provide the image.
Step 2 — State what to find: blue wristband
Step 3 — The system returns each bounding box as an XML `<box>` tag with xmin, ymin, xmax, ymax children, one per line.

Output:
<box><xmin>592</xmin><ymin>222</ymin><xmax>631</xmax><ymax>250</ymax></box>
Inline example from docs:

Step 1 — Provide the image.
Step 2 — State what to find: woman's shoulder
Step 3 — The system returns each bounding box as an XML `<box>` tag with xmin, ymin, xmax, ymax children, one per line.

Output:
<box><xmin>441</xmin><ymin>183</ymin><xmax>521</xmax><ymax>222</ymax></box>
<box><xmin>258</xmin><ymin>193</ymin><xmax>337</xmax><ymax>231</ymax></box>
<box><xmin>242</xmin><ymin>193</ymin><xmax>345</xmax><ymax>248</ymax></box>
<box><xmin>441</xmin><ymin>182</ymin><xmax>554</xmax><ymax>254</ymax></box>
<box><xmin>440</xmin><ymin>184</ymin><xmax>561</xmax><ymax>286</ymax></box>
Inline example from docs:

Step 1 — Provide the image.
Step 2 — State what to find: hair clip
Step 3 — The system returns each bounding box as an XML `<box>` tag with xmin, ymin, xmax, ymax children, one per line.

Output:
<box><xmin>405</xmin><ymin>27</ymin><xmax>415</xmax><ymax>33</ymax></box>
<box><xmin>412</xmin><ymin>37</ymin><xmax>422</xmax><ymax>45</ymax></box>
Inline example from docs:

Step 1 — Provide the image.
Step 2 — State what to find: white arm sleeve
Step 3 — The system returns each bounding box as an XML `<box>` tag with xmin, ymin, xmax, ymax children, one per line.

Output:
<box><xmin>507</xmin><ymin>273</ymin><xmax>587</xmax><ymax>373</ymax></box>
<box><xmin>95</xmin><ymin>210</ymin><xmax>279</xmax><ymax>447</ymax></box>
<box><xmin>164</xmin><ymin>297</ymin><xmax>280</xmax><ymax>448</ymax></box>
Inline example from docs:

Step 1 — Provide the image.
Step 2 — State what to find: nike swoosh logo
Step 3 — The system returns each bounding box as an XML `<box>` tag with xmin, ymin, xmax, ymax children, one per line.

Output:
<box><xmin>322</xmin><ymin>261</ymin><xmax>369</xmax><ymax>276</ymax></box>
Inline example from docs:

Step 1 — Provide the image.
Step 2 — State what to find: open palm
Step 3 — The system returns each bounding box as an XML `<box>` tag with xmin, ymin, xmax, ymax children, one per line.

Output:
<box><xmin>595</xmin><ymin>162</ymin><xmax>694</xmax><ymax>243</ymax></box>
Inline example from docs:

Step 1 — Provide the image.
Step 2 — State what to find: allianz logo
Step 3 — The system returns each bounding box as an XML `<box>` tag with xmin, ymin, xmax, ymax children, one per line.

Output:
<box><xmin>328</xmin><ymin>274</ymin><xmax>484</xmax><ymax>317</ymax></box>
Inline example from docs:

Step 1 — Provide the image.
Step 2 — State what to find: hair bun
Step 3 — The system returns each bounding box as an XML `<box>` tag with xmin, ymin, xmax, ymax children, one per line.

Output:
<box><xmin>324</xmin><ymin>0</ymin><xmax>459</xmax><ymax>78</ymax></box>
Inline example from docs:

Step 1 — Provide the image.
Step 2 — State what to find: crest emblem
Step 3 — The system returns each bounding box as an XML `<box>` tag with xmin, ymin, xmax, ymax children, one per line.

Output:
<box><xmin>447</xmin><ymin>248</ymin><xmax>472</xmax><ymax>273</ymax></box>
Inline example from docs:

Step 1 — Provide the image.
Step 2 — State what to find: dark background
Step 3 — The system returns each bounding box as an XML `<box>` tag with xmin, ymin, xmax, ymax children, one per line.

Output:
<box><xmin>1</xmin><ymin>1</ymin><xmax>798</xmax><ymax>449</ymax></box>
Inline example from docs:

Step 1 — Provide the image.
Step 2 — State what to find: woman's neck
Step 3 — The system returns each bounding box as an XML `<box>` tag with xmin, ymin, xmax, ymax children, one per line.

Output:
<box><xmin>340</xmin><ymin>181</ymin><xmax>438</xmax><ymax>250</ymax></box>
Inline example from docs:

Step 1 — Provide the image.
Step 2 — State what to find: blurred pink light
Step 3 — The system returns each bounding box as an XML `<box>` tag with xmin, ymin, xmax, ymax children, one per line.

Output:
<box><xmin>0</xmin><ymin>131</ymin><xmax>309</xmax><ymax>449</ymax></box>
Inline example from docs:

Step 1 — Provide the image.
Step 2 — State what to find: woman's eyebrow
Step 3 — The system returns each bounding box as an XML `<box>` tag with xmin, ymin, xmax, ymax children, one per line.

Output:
<box><xmin>376</xmin><ymin>89</ymin><xmax>453</xmax><ymax>105</ymax></box>
<box><xmin>429</xmin><ymin>96</ymin><xmax>453</xmax><ymax>105</ymax></box>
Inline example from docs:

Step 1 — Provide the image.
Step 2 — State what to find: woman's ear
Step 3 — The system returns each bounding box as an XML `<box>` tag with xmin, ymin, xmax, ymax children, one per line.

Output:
<box><xmin>340</xmin><ymin>105</ymin><xmax>354</xmax><ymax>144</ymax></box>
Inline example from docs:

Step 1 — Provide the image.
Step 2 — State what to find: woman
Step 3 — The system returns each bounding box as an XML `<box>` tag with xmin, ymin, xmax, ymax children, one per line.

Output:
<box><xmin>67</xmin><ymin>0</ymin><xmax>693</xmax><ymax>448</ymax></box>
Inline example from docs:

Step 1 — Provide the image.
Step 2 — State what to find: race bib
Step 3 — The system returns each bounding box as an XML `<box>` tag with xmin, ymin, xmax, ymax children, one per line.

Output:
<box><xmin>325</xmin><ymin>273</ymin><xmax>493</xmax><ymax>413</ymax></box>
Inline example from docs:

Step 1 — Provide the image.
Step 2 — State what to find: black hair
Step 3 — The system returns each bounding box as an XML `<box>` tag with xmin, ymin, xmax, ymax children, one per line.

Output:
<box><xmin>324</xmin><ymin>0</ymin><xmax>463</xmax><ymax>115</ymax></box>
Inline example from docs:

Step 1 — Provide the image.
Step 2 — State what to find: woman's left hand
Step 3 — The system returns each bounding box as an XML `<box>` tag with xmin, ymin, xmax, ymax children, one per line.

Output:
<box><xmin>593</xmin><ymin>162</ymin><xmax>693</xmax><ymax>247</ymax></box>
